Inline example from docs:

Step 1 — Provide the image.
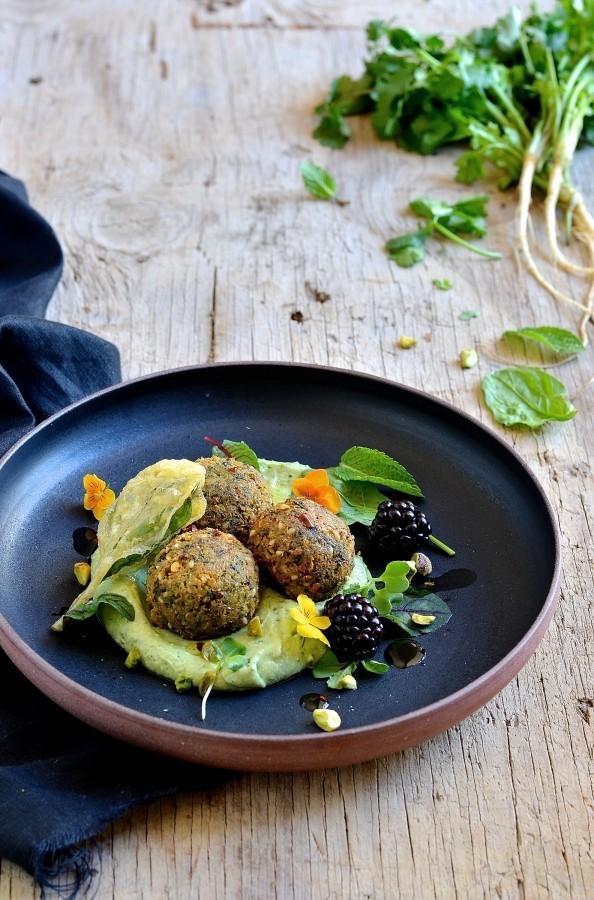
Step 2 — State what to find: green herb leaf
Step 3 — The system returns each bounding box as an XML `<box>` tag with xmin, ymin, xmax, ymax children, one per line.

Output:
<box><xmin>312</xmin><ymin>108</ymin><xmax>351</xmax><ymax>148</ymax></box>
<box><xmin>385</xmin><ymin>231</ymin><xmax>427</xmax><ymax>267</ymax></box>
<box><xmin>482</xmin><ymin>367</ymin><xmax>578</xmax><ymax>427</ymax></box>
<box><xmin>65</xmin><ymin>592</ymin><xmax>135</xmax><ymax>622</ymax></box>
<box><xmin>459</xmin><ymin>309</ymin><xmax>480</xmax><ymax>320</ymax></box>
<box><xmin>361</xmin><ymin>659</ymin><xmax>389</xmax><ymax>675</ymax></box>
<box><xmin>215</xmin><ymin>440</ymin><xmax>260</xmax><ymax>470</ymax></box>
<box><xmin>218</xmin><ymin>636</ymin><xmax>248</xmax><ymax>671</ymax></box>
<box><xmin>312</xmin><ymin>649</ymin><xmax>344</xmax><ymax>679</ymax></box>
<box><xmin>387</xmin><ymin>589</ymin><xmax>452</xmax><ymax>633</ymax></box>
<box><xmin>327</xmin><ymin>472</ymin><xmax>388</xmax><ymax>526</ymax></box>
<box><xmin>300</xmin><ymin>162</ymin><xmax>338</xmax><ymax>201</ymax></box>
<box><xmin>503</xmin><ymin>326</ymin><xmax>585</xmax><ymax>356</ymax></box>
<box><xmin>327</xmin><ymin>662</ymin><xmax>358</xmax><ymax>689</ymax></box>
<box><xmin>335</xmin><ymin>447</ymin><xmax>423</xmax><ymax>497</ymax></box>
<box><xmin>364</xmin><ymin>560</ymin><xmax>414</xmax><ymax>616</ymax></box>
<box><xmin>433</xmin><ymin>278</ymin><xmax>453</xmax><ymax>290</ymax></box>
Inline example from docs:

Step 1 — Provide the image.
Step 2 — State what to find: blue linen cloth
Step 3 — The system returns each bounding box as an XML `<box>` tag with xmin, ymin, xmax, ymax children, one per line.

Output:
<box><xmin>0</xmin><ymin>173</ymin><xmax>228</xmax><ymax>896</ymax></box>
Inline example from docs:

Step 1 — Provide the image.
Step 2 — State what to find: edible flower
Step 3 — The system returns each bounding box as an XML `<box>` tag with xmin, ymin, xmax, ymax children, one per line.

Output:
<box><xmin>83</xmin><ymin>473</ymin><xmax>116</xmax><ymax>520</ymax></box>
<box><xmin>290</xmin><ymin>594</ymin><xmax>331</xmax><ymax>646</ymax></box>
<box><xmin>292</xmin><ymin>469</ymin><xmax>341</xmax><ymax>514</ymax></box>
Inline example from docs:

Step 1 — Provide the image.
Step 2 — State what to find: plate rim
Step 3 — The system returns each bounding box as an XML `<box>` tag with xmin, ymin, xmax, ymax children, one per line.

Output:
<box><xmin>0</xmin><ymin>361</ymin><xmax>562</xmax><ymax>771</ymax></box>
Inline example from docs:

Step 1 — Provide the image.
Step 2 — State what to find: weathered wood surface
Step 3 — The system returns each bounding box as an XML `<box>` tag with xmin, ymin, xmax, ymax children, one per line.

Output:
<box><xmin>1</xmin><ymin>0</ymin><xmax>592</xmax><ymax>896</ymax></box>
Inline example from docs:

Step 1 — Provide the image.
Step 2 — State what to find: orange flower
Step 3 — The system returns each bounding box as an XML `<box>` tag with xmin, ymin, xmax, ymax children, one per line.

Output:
<box><xmin>83</xmin><ymin>473</ymin><xmax>116</xmax><ymax>521</ymax></box>
<box><xmin>292</xmin><ymin>469</ymin><xmax>341</xmax><ymax>514</ymax></box>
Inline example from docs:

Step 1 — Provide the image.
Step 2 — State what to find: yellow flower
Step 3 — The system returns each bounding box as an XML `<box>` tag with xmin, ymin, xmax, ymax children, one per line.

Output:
<box><xmin>292</xmin><ymin>469</ymin><xmax>341</xmax><ymax>514</ymax></box>
<box><xmin>290</xmin><ymin>594</ymin><xmax>331</xmax><ymax>646</ymax></box>
<box><xmin>83</xmin><ymin>473</ymin><xmax>116</xmax><ymax>521</ymax></box>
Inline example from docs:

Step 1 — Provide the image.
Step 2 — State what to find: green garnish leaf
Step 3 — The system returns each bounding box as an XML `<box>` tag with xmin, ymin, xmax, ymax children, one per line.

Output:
<box><xmin>327</xmin><ymin>472</ymin><xmax>388</xmax><ymax>526</ymax></box>
<box><xmin>334</xmin><ymin>446</ymin><xmax>423</xmax><ymax>497</ymax></box>
<box><xmin>385</xmin><ymin>230</ymin><xmax>427</xmax><ymax>268</ymax></box>
<box><xmin>326</xmin><ymin>662</ymin><xmax>358</xmax><ymax>689</ymax></box>
<box><xmin>300</xmin><ymin>162</ymin><xmax>338</xmax><ymax>201</ymax></box>
<box><xmin>482</xmin><ymin>367</ymin><xmax>578</xmax><ymax>427</ymax></box>
<box><xmin>215</xmin><ymin>440</ymin><xmax>260</xmax><ymax>471</ymax></box>
<box><xmin>362</xmin><ymin>659</ymin><xmax>389</xmax><ymax>675</ymax></box>
<box><xmin>388</xmin><ymin>589</ymin><xmax>452</xmax><ymax>633</ymax></box>
<box><xmin>433</xmin><ymin>278</ymin><xmax>453</xmax><ymax>290</ymax></box>
<box><xmin>312</xmin><ymin>649</ymin><xmax>344</xmax><ymax>679</ymax></box>
<box><xmin>459</xmin><ymin>309</ymin><xmax>480</xmax><ymax>320</ymax></box>
<box><xmin>363</xmin><ymin>560</ymin><xmax>414</xmax><ymax>616</ymax></box>
<box><xmin>65</xmin><ymin>592</ymin><xmax>135</xmax><ymax>622</ymax></box>
<box><xmin>503</xmin><ymin>327</ymin><xmax>585</xmax><ymax>356</ymax></box>
<box><xmin>219</xmin><ymin>636</ymin><xmax>248</xmax><ymax>671</ymax></box>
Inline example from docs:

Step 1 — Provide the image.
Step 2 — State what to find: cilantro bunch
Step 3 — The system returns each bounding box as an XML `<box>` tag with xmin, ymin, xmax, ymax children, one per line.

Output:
<box><xmin>314</xmin><ymin>1</ymin><xmax>594</xmax><ymax>343</ymax></box>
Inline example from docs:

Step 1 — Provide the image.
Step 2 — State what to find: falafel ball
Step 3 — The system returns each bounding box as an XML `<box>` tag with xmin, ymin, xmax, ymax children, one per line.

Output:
<box><xmin>194</xmin><ymin>456</ymin><xmax>274</xmax><ymax>544</ymax></box>
<box><xmin>145</xmin><ymin>528</ymin><xmax>259</xmax><ymax>640</ymax></box>
<box><xmin>247</xmin><ymin>497</ymin><xmax>355</xmax><ymax>600</ymax></box>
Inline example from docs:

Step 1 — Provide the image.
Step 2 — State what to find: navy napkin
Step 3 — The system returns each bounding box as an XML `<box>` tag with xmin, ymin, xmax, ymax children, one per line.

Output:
<box><xmin>0</xmin><ymin>173</ymin><xmax>229</xmax><ymax>896</ymax></box>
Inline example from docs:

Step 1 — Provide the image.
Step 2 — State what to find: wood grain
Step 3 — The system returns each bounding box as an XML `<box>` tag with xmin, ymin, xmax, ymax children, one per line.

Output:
<box><xmin>1</xmin><ymin>0</ymin><xmax>592</xmax><ymax>897</ymax></box>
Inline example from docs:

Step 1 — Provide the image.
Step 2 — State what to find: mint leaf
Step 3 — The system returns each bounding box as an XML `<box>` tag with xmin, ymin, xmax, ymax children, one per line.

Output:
<box><xmin>300</xmin><ymin>162</ymin><xmax>337</xmax><ymax>201</ymax></box>
<box><xmin>66</xmin><ymin>592</ymin><xmax>135</xmax><ymax>622</ymax></box>
<box><xmin>335</xmin><ymin>446</ymin><xmax>423</xmax><ymax>497</ymax></box>
<box><xmin>503</xmin><ymin>327</ymin><xmax>585</xmax><ymax>356</ymax></box>
<box><xmin>482</xmin><ymin>367</ymin><xmax>578</xmax><ymax>427</ymax></box>
<box><xmin>327</xmin><ymin>472</ymin><xmax>387</xmax><ymax>526</ymax></box>
<box><xmin>362</xmin><ymin>659</ymin><xmax>389</xmax><ymax>675</ymax></box>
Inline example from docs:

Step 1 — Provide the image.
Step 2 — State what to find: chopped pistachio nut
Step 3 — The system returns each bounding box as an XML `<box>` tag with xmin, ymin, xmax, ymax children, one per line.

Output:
<box><xmin>198</xmin><ymin>670</ymin><xmax>216</xmax><ymax>696</ymax></box>
<box><xmin>200</xmin><ymin>641</ymin><xmax>220</xmax><ymax>662</ymax></box>
<box><xmin>459</xmin><ymin>347</ymin><xmax>479</xmax><ymax>369</ymax></box>
<box><xmin>313</xmin><ymin>708</ymin><xmax>341</xmax><ymax>732</ymax></box>
<box><xmin>73</xmin><ymin>561</ymin><xmax>91</xmax><ymax>586</ymax></box>
<box><xmin>411</xmin><ymin>613</ymin><xmax>436</xmax><ymax>625</ymax></box>
<box><xmin>337</xmin><ymin>674</ymin><xmax>357</xmax><ymax>691</ymax></box>
<box><xmin>398</xmin><ymin>334</ymin><xmax>417</xmax><ymax>349</ymax></box>
<box><xmin>175</xmin><ymin>674</ymin><xmax>194</xmax><ymax>692</ymax></box>
<box><xmin>410</xmin><ymin>552</ymin><xmax>432</xmax><ymax>577</ymax></box>
<box><xmin>125</xmin><ymin>646</ymin><xmax>141</xmax><ymax>669</ymax></box>
<box><xmin>247</xmin><ymin>616</ymin><xmax>263</xmax><ymax>637</ymax></box>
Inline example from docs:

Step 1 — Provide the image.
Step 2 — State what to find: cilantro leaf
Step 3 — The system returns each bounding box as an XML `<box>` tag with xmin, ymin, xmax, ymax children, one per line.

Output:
<box><xmin>482</xmin><ymin>367</ymin><xmax>578</xmax><ymax>427</ymax></box>
<box><xmin>385</xmin><ymin>230</ymin><xmax>427</xmax><ymax>267</ymax></box>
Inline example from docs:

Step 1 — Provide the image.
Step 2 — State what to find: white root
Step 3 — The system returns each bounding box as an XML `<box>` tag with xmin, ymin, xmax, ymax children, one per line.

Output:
<box><xmin>517</xmin><ymin>154</ymin><xmax>592</xmax><ymax>315</ymax></box>
<box><xmin>544</xmin><ymin>165</ymin><xmax>594</xmax><ymax>275</ymax></box>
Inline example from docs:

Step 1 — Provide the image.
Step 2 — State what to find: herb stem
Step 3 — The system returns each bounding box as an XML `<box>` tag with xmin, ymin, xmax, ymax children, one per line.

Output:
<box><xmin>433</xmin><ymin>222</ymin><xmax>502</xmax><ymax>259</ymax></box>
<box><xmin>429</xmin><ymin>535</ymin><xmax>456</xmax><ymax>557</ymax></box>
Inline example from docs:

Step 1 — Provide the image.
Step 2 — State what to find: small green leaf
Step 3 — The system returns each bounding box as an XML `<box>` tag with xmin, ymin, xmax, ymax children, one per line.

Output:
<box><xmin>214</xmin><ymin>440</ymin><xmax>260</xmax><ymax>470</ymax></box>
<box><xmin>459</xmin><ymin>309</ymin><xmax>480</xmax><ymax>320</ymax></box>
<box><xmin>313</xmin><ymin>649</ymin><xmax>344</xmax><ymax>679</ymax></box>
<box><xmin>312</xmin><ymin>109</ymin><xmax>351</xmax><ymax>148</ymax></box>
<box><xmin>327</xmin><ymin>472</ymin><xmax>387</xmax><ymax>526</ymax></box>
<box><xmin>389</xmin><ymin>589</ymin><xmax>452</xmax><ymax>633</ymax></box>
<box><xmin>385</xmin><ymin>231</ymin><xmax>427</xmax><ymax>267</ymax></box>
<box><xmin>326</xmin><ymin>662</ymin><xmax>358</xmax><ymax>689</ymax></box>
<box><xmin>66</xmin><ymin>592</ymin><xmax>135</xmax><ymax>622</ymax></box>
<box><xmin>364</xmin><ymin>560</ymin><xmax>414</xmax><ymax>615</ymax></box>
<box><xmin>433</xmin><ymin>278</ymin><xmax>453</xmax><ymax>290</ymax></box>
<box><xmin>482</xmin><ymin>367</ymin><xmax>578</xmax><ymax>427</ymax></box>
<box><xmin>362</xmin><ymin>659</ymin><xmax>389</xmax><ymax>675</ymax></box>
<box><xmin>300</xmin><ymin>162</ymin><xmax>338</xmax><ymax>201</ymax></box>
<box><xmin>335</xmin><ymin>446</ymin><xmax>423</xmax><ymax>497</ymax></box>
<box><xmin>503</xmin><ymin>326</ymin><xmax>585</xmax><ymax>356</ymax></box>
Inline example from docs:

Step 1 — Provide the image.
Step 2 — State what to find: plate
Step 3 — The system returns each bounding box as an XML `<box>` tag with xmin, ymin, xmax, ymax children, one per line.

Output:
<box><xmin>0</xmin><ymin>363</ymin><xmax>560</xmax><ymax>771</ymax></box>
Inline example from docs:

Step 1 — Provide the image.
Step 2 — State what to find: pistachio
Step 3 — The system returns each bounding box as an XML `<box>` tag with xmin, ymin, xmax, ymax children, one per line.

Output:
<box><xmin>247</xmin><ymin>616</ymin><xmax>263</xmax><ymax>637</ymax></box>
<box><xmin>313</xmin><ymin>708</ymin><xmax>341</xmax><ymax>732</ymax></box>
<box><xmin>411</xmin><ymin>613</ymin><xmax>436</xmax><ymax>625</ymax></box>
<box><xmin>73</xmin><ymin>561</ymin><xmax>91</xmax><ymax>586</ymax></box>
<box><xmin>459</xmin><ymin>347</ymin><xmax>479</xmax><ymax>369</ymax></box>
<box><xmin>410</xmin><ymin>552</ymin><xmax>433</xmax><ymax>577</ymax></box>
<box><xmin>337</xmin><ymin>674</ymin><xmax>357</xmax><ymax>691</ymax></box>
<box><xmin>175</xmin><ymin>674</ymin><xmax>194</xmax><ymax>692</ymax></box>
<box><xmin>125</xmin><ymin>646</ymin><xmax>141</xmax><ymax>669</ymax></box>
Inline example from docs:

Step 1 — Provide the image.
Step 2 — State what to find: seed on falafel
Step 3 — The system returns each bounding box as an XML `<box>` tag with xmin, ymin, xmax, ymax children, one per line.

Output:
<box><xmin>194</xmin><ymin>456</ymin><xmax>274</xmax><ymax>544</ymax></box>
<box><xmin>145</xmin><ymin>528</ymin><xmax>259</xmax><ymax>640</ymax></box>
<box><xmin>247</xmin><ymin>498</ymin><xmax>355</xmax><ymax>600</ymax></box>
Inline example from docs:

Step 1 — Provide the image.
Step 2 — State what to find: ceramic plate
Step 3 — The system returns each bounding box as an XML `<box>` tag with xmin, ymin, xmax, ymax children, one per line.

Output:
<box><xmin>0</xmin><ymin>363</ymin><xmax>560</xmax><ymax>771</ymax></box>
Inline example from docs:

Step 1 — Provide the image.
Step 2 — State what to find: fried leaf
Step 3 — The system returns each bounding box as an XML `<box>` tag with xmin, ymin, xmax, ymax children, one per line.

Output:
<box><xmin>503</xmin><ymin>326</ymin><xmax>585</xmax><ymax>356</ymax></box>
<box><xmin>482</xmin><ymin>367</ymin><xmax>578</xmax><ymax>427</ymax></box>
<box><xmin>334</xmin><ymin>446</ymin><xmax>423</xmax><ymax>497</ymax></box>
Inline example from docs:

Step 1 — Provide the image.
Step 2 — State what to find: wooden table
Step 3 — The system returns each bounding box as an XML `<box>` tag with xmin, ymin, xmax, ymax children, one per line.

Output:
<box><xmin>2</xmin><ymin>1</ymin><xmax>593</xmax><ymax>896</ymax></box>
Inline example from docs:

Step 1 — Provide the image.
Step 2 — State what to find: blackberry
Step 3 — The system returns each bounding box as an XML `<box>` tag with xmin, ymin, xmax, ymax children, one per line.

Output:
<box><xmin>323</xmin><ymin>593</ymin><xmax>384</xmax><ymax>661</ymax></box>
<box><xmin>368</xmin><ymin>499</ymin><xmax>432</xmax><ymax>559</ymax></box>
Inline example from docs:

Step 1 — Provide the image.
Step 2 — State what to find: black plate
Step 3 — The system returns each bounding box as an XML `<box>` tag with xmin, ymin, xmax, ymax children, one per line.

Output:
<box><xmin>0</xmin><ymin>363</ymin><xmax>560</xmax><ymax>771</ymax></box>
